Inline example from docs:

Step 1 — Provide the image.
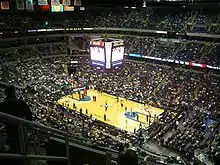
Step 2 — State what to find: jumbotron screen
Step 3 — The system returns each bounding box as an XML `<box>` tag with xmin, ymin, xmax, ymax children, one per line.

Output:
<box><xmin>90</xmin><ymin>40</ymin><xmax>106</xmax><ymax>68</ymax></box>
<box><xmin>111</xmin><ymin>46</ymin><xmax>124</xmax><ymax>66</ymax></box>
<box><xmin>90</xmin><ymin>38</ymin><xmax>124</xmax><ymax>69</ymax></box>
<box><xmin>90</xmin><ymin>47</ymin><xmax>105</xmax><ymax>62</ymax></box>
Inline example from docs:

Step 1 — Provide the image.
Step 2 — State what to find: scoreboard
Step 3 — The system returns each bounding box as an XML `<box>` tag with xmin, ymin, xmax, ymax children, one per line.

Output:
<box><xmin>90</xmin><ymin>38</ymin><xmax>124</xmax><ymax>69</ymax></box>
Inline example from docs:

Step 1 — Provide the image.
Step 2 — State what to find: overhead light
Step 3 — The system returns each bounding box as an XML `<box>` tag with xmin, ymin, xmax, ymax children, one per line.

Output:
<box><xmin>131</xmin><ymin>6</ymin><xmax>136</xmax><ymax>9</ymax></box>
<box><xmin>124</xmin><ymin>6</ymin><xmax>129</xmax><ymax>8</ymax></box>
<box><xmin>80</xmin><ymin>6</ymin><xmax>85</xmax><ymax>10</ymax></box>
<box><xmin>143</xmin><ymin>1</ymin><xmax>146</xmax><ymax>7</ymax></box>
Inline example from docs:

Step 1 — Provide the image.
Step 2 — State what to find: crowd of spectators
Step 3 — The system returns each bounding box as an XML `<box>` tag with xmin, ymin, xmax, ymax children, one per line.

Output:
<box><xmin>149</xmin><ymin>41</ymin><xmax>177</xmax><ymax>59</ymax></box>
<box><xmin>78</xmin><ymin>59</ymin><xmax>168</xmax><ymax>102</ymax></box>
<box><xmin>123</xmin><ymin>36</ymin><xmax>220</xmax><ymax>68</ymax></box>
<box><xmin>166</xmin><ymin>106</ymin><xmax>218</xmax><ymax>153</ymax></box>
<box><xmin>74</xmin><ymin>56</ymin><xmax>220</xmax><ymax>157</ymax></box>
<box><xmin>201</xmin><ymin>44</ymin><xmax>220</xmax><ymax>67</ymax></box>
<box><xmin>2</xmin><ymin>34</ymin><xmax>219</xmax><ymax>70</ymax></box>
<box><xmin>0</xmin><ymin>18</ymin><xmax>219</xmax><ymax>164</ymax></box>
<box><xmin>174</xmin><ymin>42</ymin><xmax>203</xmax><ymax>62</ymax></box>
<box><xmin>1</xmin><ymin>48</ymin><xmax>219</xmax><ymax>160</ymax></box>
<box><xmin>124</xmin><ymin>36</ymin><xmax>155</xmax><ymax>56</ymax></box>
<box><xmin>205</xmin><ymin>132</ymin><xmax>220</xmax><ymax>163</ymax></box>
<box><xmin>0</xmin><ymin>8</ymin><xmax>219</xmax><ymax>34</ymax></box>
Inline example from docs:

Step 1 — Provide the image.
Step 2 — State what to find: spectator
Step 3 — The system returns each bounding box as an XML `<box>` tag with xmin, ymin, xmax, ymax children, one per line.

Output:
<box><xmin>118</xmin><ymin>149</ymin><xmax>138</xmax><ymax>165</ymax></box>
<box><xmin>0</xmin><ymin>85</ymin><xmax>32</xmax><ymax>165</ymax></box>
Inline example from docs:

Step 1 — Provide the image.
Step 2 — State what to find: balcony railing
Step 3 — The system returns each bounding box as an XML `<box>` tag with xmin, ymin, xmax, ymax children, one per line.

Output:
<box><xmin>0</xmin><ymin>111</ymin><xmax>118</xmax><ymax>165</ymax></box>
<box><xmin>0</xmin><ymin>111</ymin><xmax>72</xmax><ymax>165</ymax></box>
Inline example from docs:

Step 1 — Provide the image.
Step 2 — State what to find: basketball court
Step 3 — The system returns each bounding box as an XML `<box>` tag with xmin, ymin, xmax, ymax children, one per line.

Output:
<box><xmin>57</xmin><ymin>89</ymin><xmax>164</xmax><ymax>132</ymax></box>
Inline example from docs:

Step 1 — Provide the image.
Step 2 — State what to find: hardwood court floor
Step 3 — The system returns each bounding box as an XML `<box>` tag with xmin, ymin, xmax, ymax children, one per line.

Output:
<box><xmin>57</xmin><ymin>89</ymin><xmax>164</xmax><ymax>132</ymax></box>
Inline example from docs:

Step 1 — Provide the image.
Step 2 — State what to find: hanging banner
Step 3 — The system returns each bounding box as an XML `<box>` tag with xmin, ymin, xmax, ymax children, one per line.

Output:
<box><xmin>74</xmin><ymin>0</ymin><xmax>81</xmax><ymax>6</ymax></box>
<box><xmin>0</xmin><ymin>1</ymin><xmax>10</xmax><ymax>10</ymax></box>
<box><xmin>16</xmin><ymin>0</ymin><xmax>25</xmax><ymax>10</ymax></box>
<box><xmin>64</xmin><ymin>5</ymin><xmax>74</xmax><ymax>11</ymax></box>
<box><xmin>62</xmin><ymin>0</ymin><xmax>70</xmax><ymax>6</ymax></box>
<box><xmin>51</xmin><ymin>4</ymin><xmax>63</xmax><ymax>12</ymax></box>
<box><xmin>39</xmin><ymin>5</ymin><xmax>50</xmax><ymax>11</ymax></box>
<box><xmin>51</xmin><ymin>0</ymin><xmax>60</xmax><ymax>5</ymax></box>
<box><xmin>26</xmin><ymin>0</ymin><xmax>34</xmax><ymax>10</ymax></box>
<box><xmin>38</xmin><ymin>0</ymin><xmax>48</xmax><ymax>5</ymax></box>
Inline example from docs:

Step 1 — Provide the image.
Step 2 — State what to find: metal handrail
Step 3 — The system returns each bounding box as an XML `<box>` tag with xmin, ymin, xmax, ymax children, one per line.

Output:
<box><xmin>0</xmin><ymin>112</ymin><xmax>183</xmax><ymax>164</ymax></box>
<box><xmin>0</xmin><ymin>111</ymin><xmax>118</xmax><ymax>165</ymax></box>
<box><xmin>0</xmin><ymin>112</ymin><xmax>68</xmax><ymax>136</ymax></box>
<box><xmin>0</xmin><ymin>111</ymin><xmax>118</xmax><ymax>154</ymax></box>
<box><xmin>28</xmin><ymin>155</ymin><xmax>69</xmax><ymax>161</ymax></box>
<box><xmin>0</xmin><ymin>153</ymin><xmax>25</xmax><ymax>159</ymax></box>
<box><xmin>0</xmin><ymin>111</ymin><xmax>91</xmax><ymax>142</ymax></box>
<box><xmin>0</xmin><ymin>112</ymin><xmax>71</xmax><ymax>164</ymax></box>
<box><xmin>0</xmin><ymin>153</ymin><xmax>69</xmax><ymax>161</ymax></box>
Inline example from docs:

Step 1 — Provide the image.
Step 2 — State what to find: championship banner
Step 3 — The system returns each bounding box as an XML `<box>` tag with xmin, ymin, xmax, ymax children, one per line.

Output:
<box><xmin>39</xmin><ymin>5</ymin><xmax>50</xmax><ymax>11</ymax></box>
<box><xmin>0</xmin><ymin>1</ymin><xmax>10</xmax><ymax>10</ymax></box>
<box><xmin>64</xmin><ymin>5</ymin><xmax>74</xmax><ymax>11</ymax></box>
<box><xmin>51</xmin><ymin>0</ymin><xmax>60</xmax><ymax>5</ymax></box>
<box><xmin>62</xmin><ymin>0</ymin><xmax>70</xmax><ymax>6</ymax></box>
<box><xmin>16</xmin><ymin>0</ymin><xmax>25</xmax><ymax>10</ymax></box>
<box><xmin>51</xmin><ymin>4</ymin><xmax>63</xmax><ymax>12</ymax></box>
<box><xmin>26</xmin><ymin>0</ymin><xmax>34</xmax><ymax>10</ymax></box>
<box><xmin>74</xmin><ymin>0</ymin><xmax>81</xmax><ymax>6</ymax></box>
<box><xmin>38</xmin><ymin>0</ymin><xmax>48</xmax><ymax>5</ymax></box>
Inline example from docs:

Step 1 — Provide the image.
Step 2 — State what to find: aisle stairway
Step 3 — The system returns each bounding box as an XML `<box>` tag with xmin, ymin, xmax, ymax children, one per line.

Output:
<box><xmin>151</xmin><ymin>68</ymin><xmax>171</xmax><ymax>97</ymax></box>
<box><xmin>198</xmin><ymin>43</ymin><xmax>213</xmax><ymax>63</ymax></box>
<box><xmin>172</xmin><ymin>43</ymin><xmax>186</xmax><ymax>59</ymax></box>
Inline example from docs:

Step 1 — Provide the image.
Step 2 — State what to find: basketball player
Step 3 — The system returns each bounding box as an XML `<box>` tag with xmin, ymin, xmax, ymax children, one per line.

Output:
<box><xmin>93</xmin><ymin>95</ymin><xmax>97</xmax><ymax>101</ymax></box>
<box><xmin>121</xmin><ymin>102</ymin><xmax>123</xmax><ymax>108</ymax></box>
<box><xmin>73</xmin><ymin>103</ymin><xmax>76</xmax><ymax>109</ymax></box>
<box><xmin>78</xmin><ymin>90</ymin><xmax>81</xmax><ymax>99</ymax></box>
<box><xmin>134</xmin><ymin>128</ymin><xmax>136</xmax><ymax>134</ymax></box>
<box><xmin>105</xmin><ymin>101</ymin><xmax>108</xmax><ymax>111</ymax></box>
<box><xmin>104</xmin><ymin>114</ymin><xmax>106</xmax><ymax>121</ymax></box>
